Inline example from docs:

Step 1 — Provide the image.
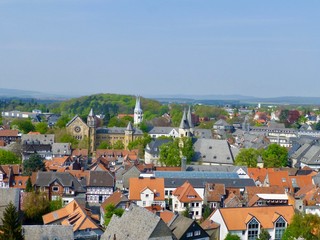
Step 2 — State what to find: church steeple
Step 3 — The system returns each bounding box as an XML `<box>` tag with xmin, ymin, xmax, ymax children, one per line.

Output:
<box><xmin>179</xmin><ymin>108</ymin><xmax>192</xmax><ymax>138</ymax></box>
<box><xmin>87</xmin><ymin>108</ymin><xmax>97</xmax><ymax>154</ymax></box>
<box><xmin>134</xmin><ymin>96</ymin><xmax>143</xmax><ymax>125</ymax></box>
<box><xmin>187</xmin><ymin>106</ymin><xmax>194</xmax><ymax>129</ymax></box>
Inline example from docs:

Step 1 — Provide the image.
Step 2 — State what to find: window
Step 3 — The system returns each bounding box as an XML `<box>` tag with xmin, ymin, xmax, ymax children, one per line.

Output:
<box><xmin>145</xmin><ymin>194</ymin><xmax>149</xmax><ymax>198</ymax></box>
<box><xmin>52</xmin><ymin>186</ymin><xmax>59</xmax><ymax>192</ymax></box>
<box><xmin>186</xmin><ymin>232</ymin><xmax>193</xmax><ymax>237</ymax></box>
<box><xmin>165</xmin><ymin>190</ymin><xmax>169</xmax><ymax>196</ymax></box>
<box><xmin>194</xmin><ymin>230</ymin><xmax>201</xmax><ymax>236</ymax></box>
<box><xmin>248</xmin><ymin>218</ymin><xmax>259</xmax><ymax>240</ymax></box>
<box><xmin>275</xmin><ymin>218</ymin><xmax>286</xmax><ymax>240</ymax></box>
<box><xmin>196</xmin><ymin>202</ymin><xmax>199</xmax><ymax>207</ymax></box>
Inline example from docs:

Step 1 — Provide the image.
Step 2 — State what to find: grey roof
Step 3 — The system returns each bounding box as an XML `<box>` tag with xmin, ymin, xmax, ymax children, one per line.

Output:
<box><xmin>186</xmin><ymin>165</ymin><xmax>247</xmax><ymax>173</ymax></box>
<box><xmin>193</xmin><ymin>139</ymin><xmax>235</xmax><ymax>165</ymax></box>
<box><xmin>88</xmin><ymin>171</ymin><xmax>114</xmax><ymax>187</ymax></box>
<box><xmin>214</xmin><ymin>119</ymin><xmax>229</xmax><ymax>126</ymax></box>
<box><xmin>0</xmin><ymin>188</ymin><xmax>20</xmax><ymax>225</ymax></box>
<box><xmin>66</xmin><ymin>115</ymin><xmax>86</xmax><ymax>127</ymax></box>
<box><xmin>164</xmin><ymin>178</ymin><xmax>255</xmax><ymax>189</ymax></box>
<box><xmin>187</xmin><ymin>106</ymin><xmax>194</xmax><ymax>128</ymax></box>
<box><xmin>96</xmin><ymin>126</ymin><xmax>143</xmax><ymax>135</ymax></box>
<box><xmin>134</xmin><ymin>96</ymin><xmax>142</xmax><ymax>112</ymax></box>
<box><xmin>179</xmin><ymin>109</ymin><xmax>190</xmax><ymax>129</ymax></box>
<box><xmin>101</xmin><ymin>205</ymin><xmax>173</xmax><ymax>240</ymax></box>
<box><xmin>145</xmin><ymin>139</ymin><xmax>172</xmax><ymax>155</ymax></box>
<box><xmin>88</xmin><ymin>108</ymin><xmax>94</xmax><ymax>117</ymax></box>
<box><xmin>148</xmin><ymin>127</ymin><xmax>178</xmax><ymax>135</ymax></box>
<box><xmin>21</xmin><ymin>134</ymin><xmax>55</xmax><ymax>145</ymax></box>
<box><xmin>154</xmin><ymin>171</ymin><xmax>239</xmax><ymax>179</ymax></box>
<box><xmin>35</xmin><ymin>172</ymin><xmax>85</xmax><ymax>193</ymax></box>
<box><xmin>193</xmin><ymin>128</ymin><xmax>213</xmax><ymax>139</ymax></box>
<box><xmin>126</xmin><ymin>121</ymin><xmax>134</xmax><ymax>131</ymax></box>
<box><xmin>52</xmin><ymin>143</ymin><xmax>71</xmax><ymax>156</ymax></box>
<box><xmin>300</xmin><ymin>145</ymin><xmax>320</xmax><ymax>165</ymax></box>
<box><xmin>23</xmin><ymin>225</ymin><xmax>74</xmax><ymax>240</ymax></box>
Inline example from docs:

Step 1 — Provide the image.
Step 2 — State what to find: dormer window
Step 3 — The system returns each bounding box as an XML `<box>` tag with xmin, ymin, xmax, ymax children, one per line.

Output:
<box><xmin>248</xmin><ymin>218</ymin><xmax>259</xmax><ymax>240</ymax></box>
<box><xmin>275</xmin><ymin>217</ymin><xmax>286</xmax><ymax>240</ymax></box>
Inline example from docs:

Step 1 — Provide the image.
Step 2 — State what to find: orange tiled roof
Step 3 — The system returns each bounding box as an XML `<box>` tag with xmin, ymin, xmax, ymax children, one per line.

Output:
<box><xmin>268</xmin><ymin>170</ymin><xmax>292</xmax><ymax>191</ymax></box>
<box><xmin>27</xmin><ymin>131</ymin><xmax>41</xmax><ymax>135</ymax></box>
<box><xmin>72</xmin><ymin>149</ymin><xmax>88</xmax><ymax>156</ymax></box>
<box><xmin>172</xmin><ymin>181</ymin><xmax>202</xmax><ymax>203</ymax></box>
<box><xmin>160</xmin><ymin>210</ymin><xmax>175</xmax><ymax>224</ymax></box>
<box><xmin>101</xmin><ymin>190</ymin><xmax>129</xmax><ymax>212</ymax></box>
<box><xmin>217</xmin><ymin>205</ymin><xmax>295</xmax><ymax>230</ymax></box>
<box><xmin>43</xmin><ymin>199</ymin><xmax>101</xmax><ymax>232</ymax></box>
<box><xmin>205</xmin><ymin>183</ymin><xmax>225</xmax><ymax>202</ymax></box>
<box><xmin>246</xmin><ymin>186</ymin><xmax>285</xmax><ymax>203</ymax></box>
<box><xmin>155</xmin><ymin>167</ymin><xmax>182</xmax><ymax>171</ymax></box>
<box><xmin>129</xmin><ymin>177</ymin><xmax>165</xmax><ymax>201</ymax></box>
<box><xmin>247</xmin><ymin>168</ymin><xmax>270</xmax><ymax>183</ymax></box>
<box><xmin>11</xmin><ymin>176</ymin><xmax>29</xmax><ymax>189</ymax></box>
<box><xmin>0</xmin><ymin>129</ymin><xmax>19</xmax><ymax>137</ymax></box>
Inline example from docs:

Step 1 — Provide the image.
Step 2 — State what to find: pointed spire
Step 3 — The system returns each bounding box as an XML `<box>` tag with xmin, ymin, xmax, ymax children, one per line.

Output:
<box><xmin>126</xmin><ymin>121</ymin><xmax>134</xmax><ymax>131</ymax></box>
<box><xmin>134</xmin><ymin>96</ymin><xmax>142</xmax><ymax>112</ymax></box>
<box><xmin>187</xmin><ymin>106</ymin><xmax>194</xmax><ymax>128</ymax></box>
<box><xmin>89</xmin><ymin>108</ymin><xmax>94</xmax><ymax>117</ymax></box>
<box><xmin>179</xmin><ymin>108</ymin><xmax>190</xmax><ymax>129</ymax></box>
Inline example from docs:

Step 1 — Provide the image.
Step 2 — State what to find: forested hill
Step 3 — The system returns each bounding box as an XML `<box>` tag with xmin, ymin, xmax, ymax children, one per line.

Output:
<box><xmin>48</xmin><ymin>93</ymin><xmax>168</xmax><ymax>120</ymax></box>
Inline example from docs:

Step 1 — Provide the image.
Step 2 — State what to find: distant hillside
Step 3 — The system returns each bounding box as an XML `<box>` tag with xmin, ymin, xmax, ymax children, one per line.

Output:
<box><xmin>48</xmin><ymin>93</ymin><xmax>167</xmax><ymax>120</ymax></box>
<box><xmin>0</xmin><ymin>88</ymin><xmax>75</xmax><ymax>100</ymax></box>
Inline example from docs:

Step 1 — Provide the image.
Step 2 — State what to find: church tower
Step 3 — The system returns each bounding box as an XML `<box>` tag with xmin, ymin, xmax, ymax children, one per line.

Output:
<box><xmin>124</xmin><ymin>121</ymin><xmax>134</xmax><ymax>150</ymax></box>
<box><xmin>187</xmin><ymin>106</ymin><xmax>194</xmax><ymax>135</ymax></box>
<box><xmin>87</xmin><ymin>108</ymin><xmax>97</xmax><ymax>154</ymax></box>
<box><xmin>134</xmin><ymin>96</ymin><xmax>143</xmax><ymax>126</ymax></box>
<box><xmin>179</xmin><ymin>108</ymin><xmax>192</xmax><ymax>138</ymax></box>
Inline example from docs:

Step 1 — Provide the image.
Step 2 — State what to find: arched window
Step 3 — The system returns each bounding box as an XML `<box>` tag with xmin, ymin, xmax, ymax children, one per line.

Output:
<box><xmin>275</xmin><ymin>217</ymin><xmax>286</xmax><ymax>240</ymax></box>
<box><xmin>248</xmin><ymin>218</ymin><xmax>259</xmax><ymax>240</ymax></box>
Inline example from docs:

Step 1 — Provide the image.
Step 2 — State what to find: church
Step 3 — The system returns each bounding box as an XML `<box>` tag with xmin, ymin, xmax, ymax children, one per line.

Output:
<box><xmin>66</xmin><ymin>96</ymin><xmax>144</xmax><ymax>153</ymax></box>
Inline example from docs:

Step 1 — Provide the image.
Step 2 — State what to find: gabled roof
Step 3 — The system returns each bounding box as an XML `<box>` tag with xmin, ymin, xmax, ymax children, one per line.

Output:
<box><xmin>172</xmin><ymin>181</ymin><xmax>202</xmax><ymax>203</ymax></box>
<box><xmin>129</xmin><ymin>177</ymin><xmax>165</xmax><ymax>201</ymax></box>
<box><xmin>245</xmin><ymin>186</ymin><xmax>285</xmax><ymax>204</ymax></box>
<box><xmin>100</xmin><ymin>190</ymin><xmax>129</xmax><ymax>214</ymax></box>
<box><xmin>88</xmin><ymin>171</ymin><xmax>114</xmax><ymax>187</ymax></box>
<box><xmin>23</xmin><ymin>225</ymin><xmax>74</xmax><ymax>240</ymax></box>
<box><xmin>205</xmin><ymin>183</ymin><xmax>226</xmax><ymax>202</ymax></box>
<box><xmin>101</xmin><ymin>205</ymin><xmax>173</xmax><ymax>240</ymax></box>
<box><xmin>66</xmin><ymin>115</ymin><xmax>86</xmax><ymax>127</ymax></box>
<box><xmin>179</xmin><ymin>109</ymin><xmax>190</xmax><ymax>129</ymax></box>
<box><xmin>213</xmin><ymin>205</ymin><xmax>295</xmax><ymax>230</ymax></box>
<box><xmin>0</xmin><ymin>129</ymin><xmax>19</xmax><ymax>137</ymax></box>
<box><xmin>43</xmin><ymin>199</ymin><xmax>101</xmax><ymax>232</ymax></box>
<box><xmin>0</xmin><ymin>188</ymin><xmax>20</xmax><ymax>225</ymax></box>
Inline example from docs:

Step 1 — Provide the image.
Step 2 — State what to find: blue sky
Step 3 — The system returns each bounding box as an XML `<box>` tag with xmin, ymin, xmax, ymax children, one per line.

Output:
<box><xmin>1</xmin><ymin>0</ymin><xmax>319</xmax><ymax>97</ymax></box>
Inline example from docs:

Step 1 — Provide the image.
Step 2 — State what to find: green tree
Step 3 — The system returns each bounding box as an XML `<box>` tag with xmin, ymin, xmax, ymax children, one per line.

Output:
<box><xmin>97</xmin><ymin>141</ymin><xmax>112</xmax><ymax>149</ymax></box>
<box><xmin>104</xmin><ymin>203</ymin><xmax>124</xmax><ymax>227</ymax></box>
<box><xmin>25</xmin><ymin>177</ymin><xmax>33</xmax><ymax>192</ymax></box>
<box><xmin>224</xmin><ymin>233</ymin><xmax>240</xmax><ymax>240</ymax></box>
<box><xmin>55</xmin><ymin>115</ymin><xmax>71</xmax><ymax>128</ymax></box>
<box><xmin>182</xmin><ymin>205</ymin><xmax>190</xmax><ymax>218</ymax></box>
<box><xmin>257</xmin><ymin>229</ymin><xmax>270</xmax><ymax>240</ymax></box>
<box><xmin>23</xmin><ymin>154</ymin><xmax>45</xmax><ymax>176</ymax></box>
<box><xmin>22</xmin><ymin>191</ymin><xmax>50</xmax><ymax>223</ymax></box>
<box><xmin>49</xmin><ymin>198</ymin><xmax>63</xmax><ymax>212</ymax></box>
<box><xmin>235</xmin><ymin>148</ymin><xmax>259</xmax><ymax>167</ymax></box>
<box><xmin>315</xmin><ymin>121</ymin><xmax>320</xmax><ymax>131</ymax></box>
<box><xmin>127</xmin><ymin>133</ymin><xmax>152</xmax><ymax>158</ymax></box>
<box><xmin>282</xmin><ymin>213</ymin><xmax>320</xmax><ymax>240</ymax></box>
<box><xmin>202</xmin><ymin>205</ymin><xmax>212</xmax><ymax>220</ymax></box>
<box><xmin>35</xmin><ymin>122</ymin><xmax>48</xmax><ymax>134</ymax></box>
<box><xmin>180</xmin><ymin>137</ymin><xmax>194</xmax><ymax>164</ymax></box>
<box><xmin>159</xmin><ymin>139</ymin><xmax>181</xmax><ymax>166</ymax></box>
<box><xmin>0</xmin><ymin>202</ymin><xmax>23</xmax><ymax>240</ymax></box>
<box><xmin>0</xmin><ymin>149</ymin><xmax>21</xmax><ymax>165</ymax></box>
<box><xmin>112</xmin><ymin>140</ymin><xmax>125</xmax><ymax>150</ymax></box>
<box><xmin>11</xmin><ymin>118</ymin><xmax>35</xmax><ymax>133</ymax></box>
<box><xmin>261</xmin><ymin>143</ymin><xmax>288</xmax><ymax>167</ymax></box>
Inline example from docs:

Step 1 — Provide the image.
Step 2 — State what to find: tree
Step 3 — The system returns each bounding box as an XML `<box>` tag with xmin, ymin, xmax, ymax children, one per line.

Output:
<box><xmin>23</xmin><ymin>154</ymin><xmax>45</xmax><ymax>176</ymax></box>
<box><xmin>11</xmin><ymin>118</ymin><xmax>35</xmax><ymax>133</ymax></box>
<box><xmin>182</xmin><ymin>205</ymin><xmax>190</xmax><ymax>218</ymax></box>
<box><xmin>315</xmin><ymin>121</ymin><xmax>320</xmax><ymax>131</ymax></box>
<box><xmin>262</xmin><ymin>143</ymin><xmax>288</xmax><ymax>167</ymax></box>
<box><xmin>22</xmin><ymin>191</ymin><xmax>50</xmax><ymax>223</ymax></box>
<box><xmin>180</xmin><ymin>137</ymin><xmax>194</xmax><ymax>164</ymax></box>
<box><xmin>234</xmin><ymin>148</ymin><xmax>259</xmax><ymax>167</ymax></box>
<box><xmin>224</xmin><ymin>233</ymin><xmax>240</xmax><ymax>240</ymax></box>
<box><xmin>257</xmin><ymin>229</ymin><xmax>271</xmax><ymax>240</ymax></box>
<box><xmin>25</xmin><ymin>177</ymin><xmax>33</xmax><ymax>192</ymax></box>
<box><xmin>0</xmin><ymin>202</ymin><xmax>23</xmax><ymax>240</ymax></box>
<box><xmin>202</xmin><ymin>205</ymin><xmax>212</xmax><ymax>220</ymax></box>
<box><xmin>282</xmin><ymin>213</ymin><xmax>320</xmax><ymax>240</ymax></box>
<box><xmin>112</xmin><ymin>140</ymin><xmax>125</xmax><ymax>150</ymax></box>
<box><xmin>55</xmin><ymin>115</ymin><xmax>71</xmax><ymax>128</ymax></box>
<box><xmin>104</xmin><ymin>203</ymin><xmax>124</xmax><ymax>227</ymax></box>
<box><xmin>159</xmin><ymin>139</ymin><xmax>181</xmax><ymax>166</ymax></box>
<box><xmin>97</xmin><ymin>141</ymin><xmax>112</xmax><ymax>149</ymax></box>
<box><xmin>35</xmin><ymin>122</ymin><xmax>48</xmax><ymax>134</ymax></box>
<box><xmin>0</xmin><ymin>149</ymin><xmax>21</xmax><ymax>165</ymax></box>
<box><xmin>127</xmin><ymin>133</ymin><xmax>152</xmax><ymax>158</ymax></box>
<box><xmin>49</xmin><ymin>198</ymin><xmax>63</xmax><ymax>212</ymax></box>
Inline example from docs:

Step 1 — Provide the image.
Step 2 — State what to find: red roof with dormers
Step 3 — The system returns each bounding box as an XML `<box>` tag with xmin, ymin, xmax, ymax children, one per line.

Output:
<box><xmin>172</xmin><ymin>181</ymin><xmax>202</xmax><ymax>203</ymax></box>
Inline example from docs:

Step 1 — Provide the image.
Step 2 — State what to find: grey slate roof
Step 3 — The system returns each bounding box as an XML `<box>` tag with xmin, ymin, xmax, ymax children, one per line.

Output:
<box><xmin>23</xmin><ymin>225</ymin><xmax>74</xmax><ymax>240</ymax></box>
<box><xmin>186</xmin><ymin>165</ymin><xmax>247</xmax><ymax>174</ymax></box>
<box><xmin>300</xmin><ymin>145</ymin><xmax>320</xmax><ymax>165</ymax></box>
<box><xmin>101</xmin><ymin>205</ymin><xmax>173</xmax><ymax>240</ymax></box>
<box><xmin>145</xmin><ymin>139</ymin><xmax>172</xmax><ymax>155</ymax></box>
<box><xmin>164</xmin><ymin>178</ymin><xmax>255</xmax><ymax>189</ymax></box>
<box><xmin>179</xmin><ymin>109</ymin><xmax>190</xmax><ymax>130</ymax></box>
<box><xmin>0</xmin><ymin>188</ymin><xmax>20</xmax><ymax>225</ymax></box>
<box><xmin>52</xmin><ymin>143</ymin><xmax>71</xmax><ymax>156</ymax></box>
<box><xmin>88</xmin><ymin>171</ymin><xmax>114</xmax><ymax>187</ymax></box>
<box><xmin>193</xmin><ymin>128</ymin><xmax>213</xmax><ymax>139</ymax></box>
<box><xmin>193</xmin><ymin>138</ymin><xmax>235</xmax><ymax>165</ymax></box>
<box><xmin>35</xmin><ymin>172</ymin><xmax>85</xmax><ymax>193</ymax></box>
<box><xmin>148</xmin><ymin>127</ymin><xmax>178</xmax><ymax>135</ymax></box>
<box><xmin>21</xmin><ymin>134</ymin><xmax>55</xmax><ymax>145</ymax></box>
<box><xmin>96</xmin><ymin>126</ymin><xmax>143</xmax><ymax>135</ymax></box>
<box><xmin>154</xmin><ymin>171</ymin><xmax>239</xmax><ymax>179</ymax></box>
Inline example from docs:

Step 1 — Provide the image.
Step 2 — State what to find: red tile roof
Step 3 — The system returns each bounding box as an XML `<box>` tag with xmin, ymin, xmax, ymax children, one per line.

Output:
<box><xmin>172</xmin><ymin>181</ymin><xmax>202</xmax><ymax>203</ymax></box>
